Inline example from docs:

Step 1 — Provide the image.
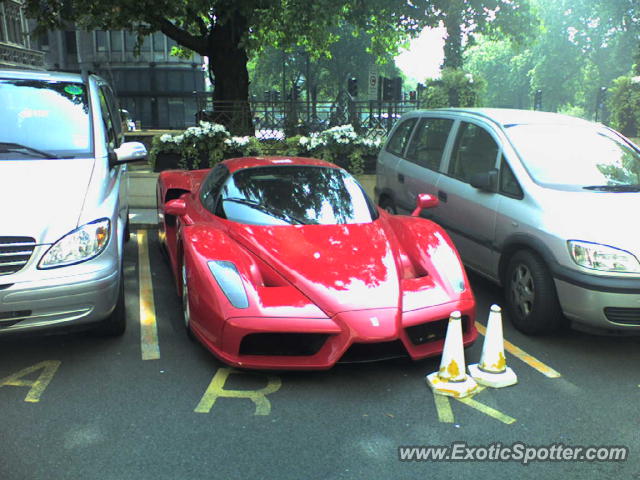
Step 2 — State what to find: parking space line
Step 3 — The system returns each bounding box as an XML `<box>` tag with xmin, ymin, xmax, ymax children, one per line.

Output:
<box><xmin>433</xmin><ymin>392</ymin><xmax>454</xmax><ymax>423</ymax></box>
<box><xmin>456</xmin><ymin>388</ymin><xmax>517</xmax><ymax>425</ymax></box>
<box><xmin>137</xmin><ymin>230</ymin><xmax>160</xmax><ymax>360</ymax></box>
<box><xmin>475</xmin><ymin>321</ymin><xmax>561</xmax><ymax>378</ymax></box>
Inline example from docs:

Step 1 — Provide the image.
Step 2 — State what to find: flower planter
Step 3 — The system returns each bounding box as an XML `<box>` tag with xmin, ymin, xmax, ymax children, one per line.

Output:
<box><xmin>153</xmin><ymin>152</ymin><xmax>182</xmax><ymax>172</ymax></box>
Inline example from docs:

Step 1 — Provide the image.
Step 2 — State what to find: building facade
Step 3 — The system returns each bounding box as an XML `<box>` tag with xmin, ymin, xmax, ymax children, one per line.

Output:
<box><xmin>33</xmin><ymin>29</ymin><xmax>206</xmax><ymax>129</ymax></box>
<box><xmin>0</xmin><ymin>0</ymin><xmax>45</xmax><ymax>69</ymax></box>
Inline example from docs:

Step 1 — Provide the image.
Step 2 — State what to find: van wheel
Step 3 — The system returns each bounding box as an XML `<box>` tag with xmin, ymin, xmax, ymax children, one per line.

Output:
<box><xmin>379</xmin><ymin>197</ymin><xmax>397</xmax><ymax>215</ymax></box>
<box><xmin>504</xmin><ymin>250</ymin><xmax>563</xmax><ymax>335</ymax></box>
<box><xmin>94</xmin><ymin>269</ymin><xmax>126</xmax><ymax>337</ymax></box>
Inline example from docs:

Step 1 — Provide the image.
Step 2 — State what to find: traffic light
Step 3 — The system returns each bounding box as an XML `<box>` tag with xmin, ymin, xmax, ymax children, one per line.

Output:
<box><xmin>382</xmin><ymin>77</ymin><xmax>393</xmax><ymax>101</ymax></box>
<box><xmin>347</xmin><ymin>77</ymin><xmax>358</xmax><ymax>97</ymax></box>
<box><xmin>409</xmin><ymin>90</ymin><xmax>417</xmax><ymax>101</ymax></box>
<box><xmin>392</xmin><ymin>77</ymin><xmax>402</xmax><ymax>102</ymax></box>
<box><xmin>273</xmin><ymin>90</ymin><xmax>280</xmax><ymax>101</ymax></box>
<box><xmin>534</xmin><ymin>89</ymin><xmax>543</xmax><ymax>110</ymax></box>
<box><xmin>292</xmin><ymin>84</ymin><xmax>301</xmax><ymax>100</ymax></box>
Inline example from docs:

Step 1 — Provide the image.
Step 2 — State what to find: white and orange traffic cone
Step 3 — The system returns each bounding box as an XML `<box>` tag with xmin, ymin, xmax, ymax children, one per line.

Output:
<box><xmin>469</xmin><ymin>304</ymin><xmax>518</xmax><ymax>388</ymax></box>
<box><xmin>426</xmin><ymin>310</ymin><xmax>478</xmax><ymax>398</ymax></box>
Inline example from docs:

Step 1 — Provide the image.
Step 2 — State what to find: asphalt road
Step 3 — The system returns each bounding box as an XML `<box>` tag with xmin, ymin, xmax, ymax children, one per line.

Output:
<box><xmin>1</xmin><ymin>229</ymin><xmax>639</xmax><ymax>480</ymax></box>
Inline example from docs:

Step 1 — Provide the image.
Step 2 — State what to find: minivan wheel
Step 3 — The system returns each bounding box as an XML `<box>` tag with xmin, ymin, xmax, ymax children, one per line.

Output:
<box><xmin>379</xmin><ymin>197</ymin><xmax>397</xmax><ymax>214</ymax></box>
<box><xmin>504</xmin><ymin>250</ymin><xmax>563</xmax><ymax>335</ymax></box>
<box><xmin>93</xmin><ymin>269</ymin><xmax>126</xmax><ymax>337</ymax></box>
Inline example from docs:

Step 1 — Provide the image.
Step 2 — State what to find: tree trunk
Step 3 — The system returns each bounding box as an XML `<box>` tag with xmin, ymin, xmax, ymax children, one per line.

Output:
<box><xmin>443</xmin><ymin>9</ymin><xmax>463</xmax><ymax>70</ymax></box>
<box><xmin>207</xmin><ymin>10</ymin><xmax>254</xmax><ymax>136</ymax></box>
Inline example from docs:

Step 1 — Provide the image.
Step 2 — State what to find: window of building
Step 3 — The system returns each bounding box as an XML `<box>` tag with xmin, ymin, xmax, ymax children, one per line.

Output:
<box><xmin>95</xmin><ymin>31</ymin><xmax>108</xmax><ymax>52</ymax></box>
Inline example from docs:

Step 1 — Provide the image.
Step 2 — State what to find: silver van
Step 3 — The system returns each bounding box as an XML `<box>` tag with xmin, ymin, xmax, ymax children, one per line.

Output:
<box><xmin>375</xmin><ymin>108</ymin><xmax>640</xmax><ymax>334</ymax></box>
<box><xmin>0</xmin><ymin>69</ymin><xmax>147</xmax><ymax>336</ymax></box>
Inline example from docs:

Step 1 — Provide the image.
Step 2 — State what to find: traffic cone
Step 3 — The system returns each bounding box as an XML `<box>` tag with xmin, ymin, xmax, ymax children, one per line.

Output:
<box><xmin>426</xmin><ymin>310</ymin><xmax>478</xmax><ymax>398</ymax></box>
<box><xmin>469</xmin><ymin>304</ymin><xmax>518</xmax><ymax>388</ymax></box>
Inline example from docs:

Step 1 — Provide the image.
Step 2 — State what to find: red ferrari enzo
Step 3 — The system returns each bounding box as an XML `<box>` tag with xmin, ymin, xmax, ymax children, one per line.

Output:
<box><xmin>157</xmin><ymin>156</ymin><xmax>477</xmax><ymax>369</ymax></box>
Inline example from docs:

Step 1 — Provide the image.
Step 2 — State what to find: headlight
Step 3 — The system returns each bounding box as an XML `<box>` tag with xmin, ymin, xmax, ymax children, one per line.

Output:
<box><xmin>208</xmin><ymin>260</ymin><xmax>249</xmax><ymax>308</ymax></box>
<box><xmin>568</xmin><ymin>240</ymin><xmax>640</xmax><ymax>273</ymax></box>
<box><xmin>429</xmin><ymin>232</ymin><xmax>467</xmax><ymax>293</ymax></box>
<box><xmin>39</xmin><ymin>219</ymin><xmax>110</xmax><ymax>269</ymax></box>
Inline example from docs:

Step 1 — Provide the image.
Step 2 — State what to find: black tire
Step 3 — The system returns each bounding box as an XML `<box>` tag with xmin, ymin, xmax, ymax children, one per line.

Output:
<box><xmin>504</xmin><ymin>250</ymin><xmax>564</xmax><ymax>335</ymax></box>
<box><xmin>379</xmin><ymin>196</ymin><xmax>397</xmax><ymax>215</ymax></box>
<box><xmin>93</xmin><ymin>269</ymin><xmax>126</xmax><ymax>337</ymax></box>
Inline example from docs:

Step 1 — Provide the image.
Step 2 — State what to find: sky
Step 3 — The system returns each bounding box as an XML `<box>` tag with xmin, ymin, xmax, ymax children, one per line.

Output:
<box><xmin>395</xmin><ymin>26</ymin><xmax>447</xmax><ymax>82</ymax></box>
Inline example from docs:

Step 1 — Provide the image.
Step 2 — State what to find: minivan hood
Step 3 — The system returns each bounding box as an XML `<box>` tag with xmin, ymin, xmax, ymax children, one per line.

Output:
<box><xmin>540</xmin><ymin>189</ymin><xmax>640</xmax><ymax>256</ymax></box>
<box><xmin>0</xmin><ymin>159</ymin><xmax>95</xmax><ymax>244</ymax></box>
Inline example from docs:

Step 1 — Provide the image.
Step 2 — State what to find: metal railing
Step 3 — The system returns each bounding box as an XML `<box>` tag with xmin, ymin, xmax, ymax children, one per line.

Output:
<box><xmin>194</xmin><ymin>92</ymin><xmax>423</xmax><ymax>140</ymax></box>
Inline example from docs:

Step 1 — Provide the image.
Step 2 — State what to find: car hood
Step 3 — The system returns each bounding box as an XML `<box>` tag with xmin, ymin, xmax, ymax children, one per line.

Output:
<box><xmin>539</xmin><ymin>189</ymin><xmax>640</xmax><ymax>257</ymax></box>
<box><xmin>0</xmin><ymin>159</ymin><xmax>95</xmax><ymax>244</ymax></box>
<box><xmin>230</xmin><ymin>222</ymin><xmax>402</xmax><ymax>316</ymax></box>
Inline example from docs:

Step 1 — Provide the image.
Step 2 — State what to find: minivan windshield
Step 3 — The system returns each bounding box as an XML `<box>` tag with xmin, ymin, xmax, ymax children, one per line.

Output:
<box><xmin>215</xmin><ymin>165</ymin><xmax>378</xmax><ymax>226</ymax></box>
<box><xmin>0</xmin><ymin>79</ymin><xmax>91</xmax><ymax>159</ymax></box>
<box><xmin>506</xmin><ymin>124</ymin><xmax>640</xmax><ymax>190</ymax></box>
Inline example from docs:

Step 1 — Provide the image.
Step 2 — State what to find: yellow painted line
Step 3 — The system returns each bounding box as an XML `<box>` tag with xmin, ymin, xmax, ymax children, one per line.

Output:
<box><xmin>137</xmin><ymin>231</ymin><xmax>160</xmax><ymax>360</ymax></box>
<box><xmin>195</xmin><ymin>368</ymin><xmax>282</xmax><ymax>415</ymax></box>
<box><xmin>457</xmin><ymin>389</ymin><xmax>517</xmax><ymax>425</ymax></box>
<box><xmin>433</xmin><ymin>391</ymin><xmax>454</xmax><ymax>423</ymax></box>
<box><xmin>0</xmin><ymin>361</ymin><xmax>61</xmax><ymax>403</ymax></box>
<box><xmin>475</xmin><ymin>321</ymin><xmax>561</xmax><ymax>378</ymax></box>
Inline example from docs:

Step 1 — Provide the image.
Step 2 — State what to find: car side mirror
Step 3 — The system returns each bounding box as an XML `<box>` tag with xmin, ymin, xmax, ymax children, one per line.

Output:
<box><xmin>470</xmin><ymin>169</ymin><xmax>498</xmax><ymax>192</ymax></box>
<box><xmin>164</xmin><ymin>198</ymin><xmax>187</xmax><ymax>217</ymax></box>
<box><xmin>411</xmin><ymin>193</ymin><xmax>439</xmax><ymax>217</ymax></box>
<box><xmin>113</xmin><ymin>141</ymin><xmax>148</xmax><ymax>164</ymax></box>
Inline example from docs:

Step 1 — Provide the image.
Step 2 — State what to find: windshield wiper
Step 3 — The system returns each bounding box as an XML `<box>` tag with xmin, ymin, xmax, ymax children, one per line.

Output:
<box><xmin>223</xmin><ymin>198</ymin><xmax>308</xmax><ymax>225</ymax></box>
<box><xmin>583</xmin><ymin>184</ymin><xmax>640</xmax><ymax>192</ymax></box>
<box><xmin>0</xmin><ymin>142</ymin><xmax>60</xmax><ymax>159</ymax></box>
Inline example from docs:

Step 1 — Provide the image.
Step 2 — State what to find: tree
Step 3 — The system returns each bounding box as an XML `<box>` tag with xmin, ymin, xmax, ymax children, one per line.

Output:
<box><xmin>25</xmin><ymin>0</ymin><xmax>441</xmax><ymax>135</ymax></box>
<box><xmin>435</xmin><ymin>0</ymin><xmax>536</xmax><ymax>69</ymax></box>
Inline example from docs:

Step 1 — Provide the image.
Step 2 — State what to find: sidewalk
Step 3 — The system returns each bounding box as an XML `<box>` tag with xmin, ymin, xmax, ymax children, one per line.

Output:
<box><xmin>127</xmin><ymin>162</ymin><xmax>158</xmax><ymax>228</ymax></box>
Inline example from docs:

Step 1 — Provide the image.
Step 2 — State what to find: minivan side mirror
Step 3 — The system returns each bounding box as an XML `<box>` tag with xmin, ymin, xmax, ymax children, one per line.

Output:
<box><xmin>411</xmin><ymin>193</ymin><xmax>439</xmax><ymax>217</ymax></box>
<box><xmin>470</xmin><ymin>169</ymin><xmax>498</xmax><ymax>192</ymax></box>
<box><xmin>112</xmin><ymin>141</ymin><xmax>148</xmax><ymax>165</ymax></box>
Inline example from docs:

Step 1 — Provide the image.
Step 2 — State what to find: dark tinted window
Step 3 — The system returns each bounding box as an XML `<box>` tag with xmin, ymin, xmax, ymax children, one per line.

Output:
<box><xmin>405</xmin><ymin>118</ymin><xmax>453</xmax><ymax>170</ymax></box>
<box><xmin>500</xmin><ymin>158</ymin><xmax>523</xmax><ymax>198</ymax></box>
<box><xmin>449</xmin><ymin>122</ymin><xmax>499</xmax><ymax>183</ymax></box>
<box><xmin>386</xmin><ymin>118</ymin><xmax>417</xmax><ymax>156</ymax></box>
<box><xmin>214</xmin><ymin>165</ymin><xmax>378</xmax><ymax>226</ymax></box>
<box><xmin>0</xmin><ymin>79</ymin><xmax>91</xmax><ymax>159</ymax></box>
<box><xmin>200</xmin><ymin>163</ymin><xmax>230</xmax><ymax>211</ymax></box>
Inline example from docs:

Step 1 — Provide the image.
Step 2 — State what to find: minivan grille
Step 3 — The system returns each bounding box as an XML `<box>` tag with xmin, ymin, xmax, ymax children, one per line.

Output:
<box><xmin>0</xmin><ymin>236</ymin><xmax>36</xmax><ymax>275</ymax></box>
<box><xmin>604</xmin><ymin>307</ymin><xmax>640</xmax><ymax>326</ymax></box>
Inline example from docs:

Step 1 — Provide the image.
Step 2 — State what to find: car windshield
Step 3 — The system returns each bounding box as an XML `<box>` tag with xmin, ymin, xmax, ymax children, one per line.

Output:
<box><xmin>218</xmin><ymin>165</ymin><xmax>378</xmax><ymax>225</ymax></box>
<box><xmin>0</xmin><ymin>79</ymin><xmax>91</xmax><ymax>159</ymax></box>
<box><xmin>506</xmin><ymin>123</ymin><xmax>640</xmax><ymax>190</ymax></box>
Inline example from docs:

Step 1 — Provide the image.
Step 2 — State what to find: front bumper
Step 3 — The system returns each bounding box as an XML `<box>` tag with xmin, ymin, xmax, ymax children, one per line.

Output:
<box><xmin>194</xmin><ymin>298</ymin><xmax>477</xmax><ymax>370</ymax></box>
<box><xmin>0</xmin><ymin>266</ymin><xmax>120</xmax><ymax>335</ymax></box>
<box><xmin>555</xmin><ymin>277</ymin><xmax>640</xmax><ymax>332</ymax></box>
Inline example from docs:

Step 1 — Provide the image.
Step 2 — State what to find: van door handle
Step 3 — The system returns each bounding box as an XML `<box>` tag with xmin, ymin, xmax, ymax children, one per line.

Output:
<box><xmin>398</xmin><ymin>173</ymin><xmax>405</xmax><ymax>183</ymax></box>
<box><xmin>438</xmin><ymin>190</ymin><xmax>448</xmax><ymax>202</ymax></box>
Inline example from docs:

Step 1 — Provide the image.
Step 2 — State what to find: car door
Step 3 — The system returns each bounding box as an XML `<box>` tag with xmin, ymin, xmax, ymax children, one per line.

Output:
<box><xmin>393</xmin><ymin>116</ymin><xmax>455</xmax><ymax>214</ymax></box>
<box><xmin>432</xmin><ymin>119</ymin><xmax>502</xmax><ymax>277</ymax></box>
<box><xmin>376</xmin><ymin>116</ymin><xmax>418</xmax><ymax>208</ymax></box>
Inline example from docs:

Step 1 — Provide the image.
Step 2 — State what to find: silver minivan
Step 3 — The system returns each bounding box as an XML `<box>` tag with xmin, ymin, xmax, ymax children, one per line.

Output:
<box><xmin>0</xmin><ymin>69</ymin><xmax>147</xmax><ymax>336</ymax></box>
<box><xmin>376</xmin><ymin>108</ymin><xmax>640</xmax><ymax>334</ymax></box>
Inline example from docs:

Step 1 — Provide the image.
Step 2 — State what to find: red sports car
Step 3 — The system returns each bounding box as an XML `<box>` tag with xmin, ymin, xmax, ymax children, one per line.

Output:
<box><xmin>157</xmin><ymin>156</ymin><xmax>477</xmax><ymax>369</ymax></box>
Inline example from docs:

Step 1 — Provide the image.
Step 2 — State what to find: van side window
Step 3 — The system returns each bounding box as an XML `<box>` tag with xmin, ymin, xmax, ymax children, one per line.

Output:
<box><xmin>98</xmin><ymin>87</ymin><xmax>118</xmax><ymax>150</ymax></box>
<box><xmin>405</xmin><ymin>118</ymin><xmax>453</xmax><ymax>171</ymax></box>
<box><xmin>449</xmin><ymin>122</ymin><xmax>499</xmax><ymax>183</ymax></box>
<box><xmin>385</xmin><ymin>118</ymin><xmax>417</xmax><ymax>156</ymax></box>
<box><xmin>500</xmin><ymin>158</ymin><xmax>524</xmax><ymax>198</ymax></box>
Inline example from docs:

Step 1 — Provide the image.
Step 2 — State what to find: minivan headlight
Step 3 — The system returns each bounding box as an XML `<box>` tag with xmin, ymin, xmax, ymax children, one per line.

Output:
<box><xmin>568</xmin><ymin>240</ymin><xmax>640</xmax><ymax>273</ymax></box>
<box><xmin>39</xmin><ymin>219</ymin><xmax>110</xmax><ymax>269</ymax></box>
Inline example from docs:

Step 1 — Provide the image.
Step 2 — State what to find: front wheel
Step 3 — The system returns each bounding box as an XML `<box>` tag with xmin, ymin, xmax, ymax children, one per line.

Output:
<box><xmin>93</xmin><ymin>269</ymin><xmax>126</xmax><ymax>337</ymax></box>
<box><xmin>504</xmin><ymin>250</ymin><xmax>564</xmax><ymax>335</ymax></box>
<box><xmin>379</xmin><ymin>196</ymin><xmax>397</xmax><ymax>215</ymax></box>
<box><xmin>181</xmin><ymin>261</ymin><xmax>195</xmax><ymax>340</ymax></box>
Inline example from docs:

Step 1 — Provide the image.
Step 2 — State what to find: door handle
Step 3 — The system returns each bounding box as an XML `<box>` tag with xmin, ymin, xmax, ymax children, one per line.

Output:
<box><xmin>438</xmin><ymin>190</ymin><xmax>448</xmax><ymax>202</ymax></box>
<box><xmin>398</xmin><ymin>173</ymin><xmax>405</xmax><ymax>183</ymax></box>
